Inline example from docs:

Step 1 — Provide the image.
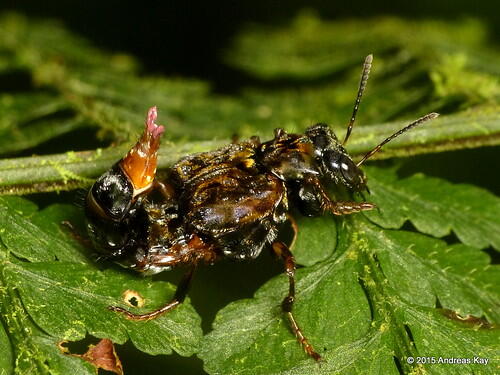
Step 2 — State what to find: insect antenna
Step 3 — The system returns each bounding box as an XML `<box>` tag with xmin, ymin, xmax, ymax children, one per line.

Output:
<box><xmin>343</xmin><ymin>54</ymin><xmax>373</xmax><ymax>145</ymax></box>
<box><xmin>356</xmin><ymin>112</ymin><xmax>439</xmax><ymax>166</ymax></box>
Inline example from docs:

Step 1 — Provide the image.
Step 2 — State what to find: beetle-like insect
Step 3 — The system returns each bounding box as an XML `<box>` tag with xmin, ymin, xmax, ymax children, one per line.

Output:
<box><xmin>84</xmin><ymin>55</ymin><xmax>438</xmax><ymax>360</ymax></box>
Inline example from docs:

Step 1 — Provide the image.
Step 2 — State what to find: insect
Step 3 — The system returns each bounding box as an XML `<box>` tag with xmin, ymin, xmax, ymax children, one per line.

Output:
<box><xmin>84</xmin><ymin>55</ymin><xmax>438</xmax><ymax>360</ymax></box>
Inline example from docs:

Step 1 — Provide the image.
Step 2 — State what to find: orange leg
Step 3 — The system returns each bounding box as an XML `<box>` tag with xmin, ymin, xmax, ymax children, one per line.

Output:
<box><xmin>272</xmin><ymin>242</ymin><xmax>321</xmax><ymax>361</ymax></box>
<box><xmin>328</xmin><ymin>200</ymin><xmax>375</xmax><ymax>215</ymax></box>
<box><xmin>108</xmin><ymin>266</ymin><xmax>195</xmax><ymax>321</ymax></box>
<box><xmin>286</xmin><ymin>213</ymin><xmax>299</xmax><ymax>250</ymax></box>
<box><xmin>306</xmin><ymin>176</ymin><xmax>375</xmax><ymax>215</ymax></box>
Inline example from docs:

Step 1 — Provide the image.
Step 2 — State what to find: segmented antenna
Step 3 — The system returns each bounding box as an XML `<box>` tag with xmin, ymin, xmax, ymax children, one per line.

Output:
<box><xmin>343</xmin><ymin>54</ymin><xmax>373</xmax><ymax>145</ymax></box>
<box><xmin>356</xmin><ymin>112</ymin><xmax>440</xmax><ymax>166</ymax></box>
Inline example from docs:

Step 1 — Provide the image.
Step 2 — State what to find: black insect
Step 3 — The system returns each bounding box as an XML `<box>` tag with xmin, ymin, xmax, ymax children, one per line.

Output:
<box><xmin>84</xmin><ymin>55</ymin><xmax>438</xmax><ymax>360</ymax></box>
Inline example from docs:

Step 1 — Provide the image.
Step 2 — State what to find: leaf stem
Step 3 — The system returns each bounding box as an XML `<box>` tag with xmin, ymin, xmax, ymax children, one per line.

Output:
<box><xmin>1</xmin><ymin>111</ymin><xmax>500</xmax><ymax>195</ymax></box>
<box><xmin>0</xmin><ymin>140</ymin><xmax>225</xmax><ymax>195</ymax></box>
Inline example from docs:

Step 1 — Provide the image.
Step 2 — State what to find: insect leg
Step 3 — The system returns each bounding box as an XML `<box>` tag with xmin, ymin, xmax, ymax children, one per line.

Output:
<box><xmin>305</xmin><ymin>176</ymin><xmax>375</xmax><ymax>215</ymax></box>
<box><xmin>272</xmin><ymin>241</ymin><xmax>321</xmax><ymax>361</ymax></box>
<box><xmin>108</xmin><ymin>266</ymin><xmax>196</xmax><ymax>321</ymax></box>
<box><xmin>286</xmin><ymin>213</ymin><xmax>298</xmax><ymax>250</ymax></box>
<box><xmin>328</xmin><ymin>200</ymin><xmax>375</xmax><ymax>215</ymax></box>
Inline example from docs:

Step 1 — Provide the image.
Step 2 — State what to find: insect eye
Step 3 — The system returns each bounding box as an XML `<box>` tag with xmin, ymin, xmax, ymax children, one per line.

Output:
<box><xmin>324</xmin><ymin>150</ymin><xmax>341</xmax><ymax>172</ymax></box>
<box><xmin>338</xmin><ymin>155</ymin><xmax>365</xmax><ymax>187</ymax></box>
<box><xmin>324</xmin><ymin>151</ymin><xmax>365</xmax><ymax>188</ymax></box>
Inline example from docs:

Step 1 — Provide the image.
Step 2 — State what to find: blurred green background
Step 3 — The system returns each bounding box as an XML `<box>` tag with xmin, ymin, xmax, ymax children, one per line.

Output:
<box><xmin>0</xmin><ymin>1</ymin><xmax>499</xmax><ymax>374</ymax></box>
<box><xmin>2</xmin><ymin>0</ymin><xmax>500</xmax><ymax>91</ymax></box>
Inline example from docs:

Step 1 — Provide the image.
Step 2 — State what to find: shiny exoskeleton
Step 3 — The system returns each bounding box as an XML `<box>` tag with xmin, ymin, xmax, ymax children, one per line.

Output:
<box><xmin>84</xmin><ymin>55</ymin><xmax>438</xmax><ymax>360</ymax></box>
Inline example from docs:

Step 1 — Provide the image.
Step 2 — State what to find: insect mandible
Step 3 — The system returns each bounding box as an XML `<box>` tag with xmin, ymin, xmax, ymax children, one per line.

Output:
<box><xmin>84</xmin><ymin>55</ymin><xmax>438</xmax><ymax>360</ymax></box>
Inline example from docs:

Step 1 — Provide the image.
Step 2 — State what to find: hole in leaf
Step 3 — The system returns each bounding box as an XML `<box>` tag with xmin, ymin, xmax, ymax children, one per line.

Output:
<box><xmin>122</xmin><ymin>289</ymin><xmax>145</xmax><ymax>308</ymax></box>
<box><xmin>59</xmin><ymin>336</ymin><xmax>123</xmax><ymax>375</ymax></box>
<box><xmin>59</xmin><ymin>336</ymin><xmax>96</xmax><ymax>355</ymax></box>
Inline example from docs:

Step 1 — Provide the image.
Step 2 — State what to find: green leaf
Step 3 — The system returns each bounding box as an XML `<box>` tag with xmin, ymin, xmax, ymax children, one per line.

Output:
<box><xmin>0</xmin><ymin>93</ymin><xmax>82</xmax><ymax>156</ymax></box>
<box><xmin>364</xmin><ymin>166</ymin><xmax>500</xmax><ymax>250</ymax></box>
<box><xmin>5</xmin><ymin>261</ymin><xmax>202</xmax><ymax>356</ymax></box>
<box><xmin>259</xmin><ymin>329</ymin><xmax>399</xmax><ymax>375</ymax></box>
<box><xmin>30</xmin><ymin>334</ymin><xmax>96</xmax><ymax>375</ymax></box>
<box><xmin>0</xmin><ymin>140</ymin><xmax>225</xmax><ymax>195</ymax></box>
<box><xmin>1</xmin><ymin>10</ymin><xmax>500</xmax><ymax>375</ymax></box>
<box><xmin>0</xmin><ymin>242</ymin><xmax>94</xmax><ymax>375</ymax></box>
<box><xmin>3</xmin><ymin>107</ymin><xmax>500</xmax><ymax>195</ymax></box>
<box><xmin>1</xmin><ymin>13</ymin><xmax>500</xmax><ymax>195</ymax></box>
<box><xmin>292</xmin><ymin>214</ymin><xmax>336</xmax><ymax>266</ymax></box>
<box><xmin>400</xmin><ymin>305</ymin><xmax>499</xmax><ymax>375</ymax></box>
<box><xmin>199</xmin><ymin>218</ymin><xmax>499</xmax><ymax>374</ymax></box>
<box><xmin>0</xmin><ymin>197</ymin><xmax>203</xmax><ymax>374</ymax></box>
<box><xmin>361</xmin><ymin>223</ymin><xmax>499</xmax><ymax>321</ymax></box>
<box><xmin>0</xmin><ymin>197</ymin><xmax>89</xmax><ymax>262</ymax></box>
<box><xmin>0</xmin><ymin>318</ymin><xmax>14</xmax><ymax>375</ymax></box>
<box><xmin>226</xmin><ymin>12</ymin><xmax>500</xmax><ymax>82</ymax></box>
<box><xmin>199</xmin><ymin>259</ymin><xmax>372</xmax><ymax>374</ymax></box>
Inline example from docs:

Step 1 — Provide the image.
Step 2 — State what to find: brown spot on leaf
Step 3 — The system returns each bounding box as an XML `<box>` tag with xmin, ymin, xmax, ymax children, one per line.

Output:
<box><xmin>440</xmin><ymin>309</ymin><xmax>495</xmax><ymax>329</ymax></box>
<box><xmin>59</xmin><ymin>338</ymin><xmax>123</xmax><ymax>374</ymax></box>
<box><xmin>123</xmin><ymin>289</ymin><xmax>145</xmax><ymax>308</ymax></box>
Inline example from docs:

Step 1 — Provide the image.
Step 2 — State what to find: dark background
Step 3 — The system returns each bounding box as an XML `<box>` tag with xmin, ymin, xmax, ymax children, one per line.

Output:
<box><xmin>1</xmin><ymin>1</ymin><xmax>498</xmax><ymax>374</ymax></box>
<box><xmin>2</xmin><ymin>1</ymin><xmax>499</xmax><ymax>93</ymax></box>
